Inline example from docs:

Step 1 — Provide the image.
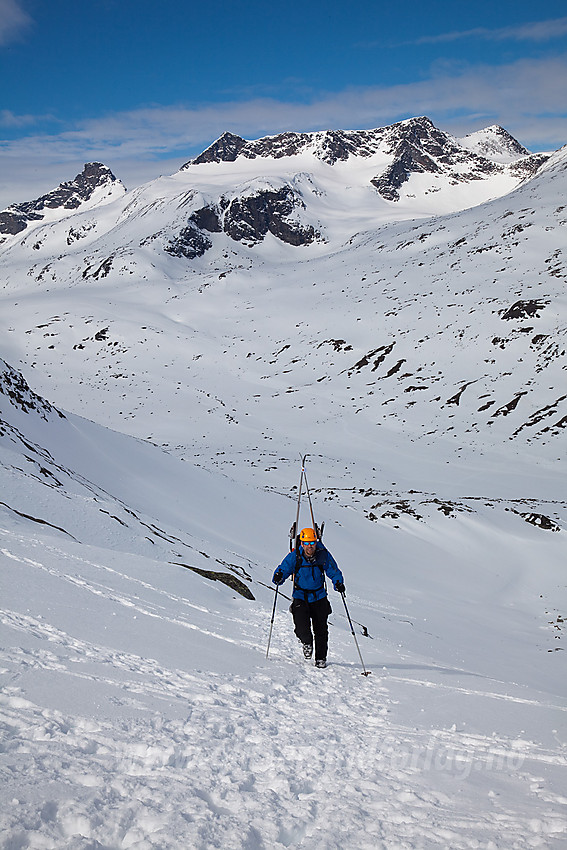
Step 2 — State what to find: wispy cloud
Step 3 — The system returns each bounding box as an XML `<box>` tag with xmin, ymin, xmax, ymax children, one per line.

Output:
<box><xmin>407</xmin><ymin>17</ymin><xmax>567</xmax><ymax>46</ymax></box>
<box><xmin>0</xmin><ymin>0</ymin><xmax>33</xmax><ymax>46</ymax></box>
<box><xmin>0</xmin><ymin>109</ymin><xmax>53</xmax><ymax>128</ymax></box>
<box><xmin>0</xmin><ymin>54</ymin><xmax>565</xmax><ymax>206</ymax></box>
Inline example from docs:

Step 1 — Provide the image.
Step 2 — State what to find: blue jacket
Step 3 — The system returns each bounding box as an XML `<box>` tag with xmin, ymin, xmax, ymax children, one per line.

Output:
<box><xmin>273</xmin><ymin>542</ymin><xmax>343</xmax><ymax>603</ymax></box>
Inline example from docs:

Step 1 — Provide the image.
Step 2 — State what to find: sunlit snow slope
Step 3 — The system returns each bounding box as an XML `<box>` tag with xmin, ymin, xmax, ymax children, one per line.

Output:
<box><xmin>1</xmin><ymin>118</ymin><xmax>566</xmax><ymax>849</ymax></box>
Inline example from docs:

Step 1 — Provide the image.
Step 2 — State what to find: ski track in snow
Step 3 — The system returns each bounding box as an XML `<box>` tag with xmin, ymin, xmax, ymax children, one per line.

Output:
<box><xmin>1</xmin><ymin>657</ymin><xmax>566</xmax><ymax>850</ymax></box>
<box><xmin>1</xmin><ymin>545</ymin><xmax>566</xmax><ymax>850</ymax></box>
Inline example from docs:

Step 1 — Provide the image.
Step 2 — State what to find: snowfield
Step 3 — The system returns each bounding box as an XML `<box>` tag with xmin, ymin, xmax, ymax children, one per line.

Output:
<box><xmin>1</xmin><ymin>503</ymin><xmax>566</xmax><ymax>849</ymax></box>
<box><xmin>1</xmin><ymin>119</ymin><xmax>566</xmax><ymax>848</ymax></box>
<box><xmin>2</xmin><ymin>496</ymin><xmax>566</xmax><ymax>850</ymax></box>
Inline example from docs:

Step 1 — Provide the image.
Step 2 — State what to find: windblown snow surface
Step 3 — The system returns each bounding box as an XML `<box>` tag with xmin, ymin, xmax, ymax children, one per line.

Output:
<box><xmin>1</xmin><ymin>125</ymin><xmax>566</xmax><ymax>849</ymax></box>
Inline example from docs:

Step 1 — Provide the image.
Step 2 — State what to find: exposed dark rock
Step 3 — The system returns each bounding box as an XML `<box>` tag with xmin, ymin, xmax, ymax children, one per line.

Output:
<box><xmin>500</xmin><ymin>300</ymin><xmax>548</xmax><ymax>320</ymax></box>
<box><xmin>223</xmin><ymin>186</ymin><xmax>317</xmax><ymax>245</ymax></box>
<box><xmin>371</xmin><ymin>117</ymin><xmax>502</xmax><ymax>201</ymax></box>
<box><xmin>510</xmin><ymin>153</ymin><xmax>550</xmax><ymax>180</ymax></box>
<box><xmin>190</xmin><ymin>206</ymin><xmax>222</xmax><ymax>232</ymax></box>
<box><xmin>185</xmin><ymin>128</ymin><xmax>381</xmax><ymax>167</ymax></box>
<box><xmin>0</xmin><ymin>163</ymin><xmax>122</xmax><ymax>236</ymax></box>
<box><xmin>346</xmin><ymin>343</ymin><xmax>396</xmax><ymax>375</ymax></box>
<box><xmin>161</xmin><ymin>188</ymin><xmax>318</xmax><ymax>255</ymax></box>
<box><xmin>511</xmin><ymin>395</ymin><xmax>567</xmax><ymax>437</ymax></box>
<box><xmin>492</xmin><ymin>392</ymin><xmax>528</xmax><ymax>417</ymax></box>
<box><xmin>186</xmin><ymin>117</ymin><xmax>488</xmax><ymax>170</ymax></box>
<box><xmin>372</xmin><ymin>140</ymin><xmax>440</xmax><ymax>201</ymax></box>
<box><xmin>446</xmin><ymin>381</ymin><xmax>475</xmax><ymax>406</ymax></box>
<box><xmin>471</xmin><ymin>125</ymin><xmax>531</xmax><ymax>158</ymax></box>
<box><xmin>0</xmin><ymin>210</ymin><xmax>33</xmax><ymax>235</ymax></box>
<box><xmin>0</xmin><ymin>359</ymin><xmax>64</xmax><ymax>420</ymax></box>
<box><xmin>318</xmin><ymin>339</ymin><xmax>353</xmax><ymax>352</ymax></box>
<box><xmin>176</xmin><ymin>562</ymin><xmax>255</xmax><ymax>599</ymax></box>
<box><xmin>383</xmin><ymin>358</ymin><xmax>406</xmax><ymax>378</ymax></box>
<box><xmin>82</xmin><ymin>256</ymin><xmax>114</xmax><ymax>280</ymax></box>
<box><xmin>520</xmin><ymin>512</ymin><xmax>561</xmax><ymax>531</ymax></box>
<box><xmin>165</xmin><ymin>224</ymin><xmax>212</xmax><ymax>259</ymax></box>
<box><xmin>246</xmin><ymin>131</ymin><xmax>314</xmax><ymax>160</ymax></box>
<box><xmin>314</xmin><ymin>130</ymin><xmax>379</xmax><ymax>165</ymax></box>
<box><xmin>191</xmin><ymin>132</ymin><xmax>247</xmax><ymax>164</ymax></box>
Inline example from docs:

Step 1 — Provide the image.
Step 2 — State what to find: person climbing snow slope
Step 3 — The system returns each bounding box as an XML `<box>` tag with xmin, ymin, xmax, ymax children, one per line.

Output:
<box><xmin>272</xmin><ymin>527</ymin><xmax>345</xmax><ymax>668</ymax></box>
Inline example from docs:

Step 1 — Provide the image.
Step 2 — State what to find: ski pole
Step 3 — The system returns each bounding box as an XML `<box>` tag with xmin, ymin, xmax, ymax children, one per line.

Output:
<box><xmin>341</xmin><ymin>592</ymin><xmax>371</xmax><ymax>676</ymax></box>
<box><xmin>266</xmin><ymin>585</ymin><xmax>279</xmax><ymax>659</ymax></box>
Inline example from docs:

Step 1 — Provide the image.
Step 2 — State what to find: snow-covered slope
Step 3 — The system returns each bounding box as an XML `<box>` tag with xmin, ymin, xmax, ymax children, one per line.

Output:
<box><xmin>1</xmin><ymin>117</ymin><xmax>566</xmax><ymax>848</ymax></box>
<box><xmin>0</xmin><ymin>117</ymin><xmax>548</xmax><ymax>265</ymax></box>
<box><xmin>0</xmin><ymin>125</ymin><xmax>564</xmax><ymax>488</ymax></box>
<box><xmin>1</xmin><ymin>357</ymin><xmax>566</xmax><ymax>848</ymax></box>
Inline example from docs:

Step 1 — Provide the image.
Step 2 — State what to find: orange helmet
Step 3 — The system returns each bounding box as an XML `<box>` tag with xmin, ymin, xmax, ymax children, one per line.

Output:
<box><xmin>300</xmin><ymin>527</ymin><xmax>317</xmax><ymax>543</ymax></box>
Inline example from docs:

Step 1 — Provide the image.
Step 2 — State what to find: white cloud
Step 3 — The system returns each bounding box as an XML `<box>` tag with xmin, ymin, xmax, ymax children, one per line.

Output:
<box><xmin>0</xmin><ymin>0</ymin><xmax>32</xmax><ymax>46</ymax></box>
<box><xmin>0</xmin><ymin>109</ymin><xmax>51</xmax><ymax>128</ymax></box>
<box><xmin>401</xmin><ymin>17</ymin><xmax>567</xmax><ymax>45</ymax></box>
<box><xmin>0</xmin><ymin>54</ymin><xmax>565</xmax><ymax>207</ymax></box>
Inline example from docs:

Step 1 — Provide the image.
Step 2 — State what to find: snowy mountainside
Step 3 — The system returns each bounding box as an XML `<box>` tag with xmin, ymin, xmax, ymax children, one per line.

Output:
<box><xmin>0</xmin><ymin>136</ymin><xmax>565</xmax><ymax>501</ymax></box>
<box><xmin>0</xmin><ymin>117</ymin><xmax>547</xmax><ymax>269</ymax></box>
<box><xmin>0</xmin><ymin>356</ymin><xmax>285</xmax><ymax>576</ymax></box>
<box><xmin>0</xmin><ymin>117</ymin><xmax>566</xmax><ymax>846</ymax></box>
<box><xmin>1</xmin><ymin>353</ymin><xmax>566</xmax><ymax>847</ymax></box>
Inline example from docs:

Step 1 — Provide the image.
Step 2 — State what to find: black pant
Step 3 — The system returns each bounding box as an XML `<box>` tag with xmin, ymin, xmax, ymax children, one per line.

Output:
<box><xmin>291</xmin><ymin>597</ymin><xmax>331</xmax><ymax>661</ymax></box>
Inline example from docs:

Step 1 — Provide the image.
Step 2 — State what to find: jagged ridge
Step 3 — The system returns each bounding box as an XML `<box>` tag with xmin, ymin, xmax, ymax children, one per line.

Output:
<box><xmin>0</xmin><ymin>163</ymin><xmax>124</xmax><ymax>236</ymax></box>
<box><xmin>184</xmin><ymin>117</ymin><xmax>548</xmax><ymax>204</ymax></box>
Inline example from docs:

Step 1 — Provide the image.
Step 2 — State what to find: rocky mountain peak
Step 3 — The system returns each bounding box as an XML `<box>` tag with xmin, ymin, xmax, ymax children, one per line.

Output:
<box><xmin>370</xmin><ymin>116</ymin><xmax>542</xmax><ymax>201</ymax></box>
<box><xmin>460</xmin><ymin>125</ymin><xmax>531</xmax><ymax>163</ymax></box>
<box><xmin>71</xmin><ymin>162</ymin><xmax>120</xmax><ymax>194</ymax></box>
<box><xmin>0</xmin><ymin>162</ymin><xmax>125</xmax><ymax>237</ymax></box>
<box><xmin>191</xmin><ymin>132</ymin><xmax>248</xmax><ymax>165</ymax></box>
<box><xmin>184</xmin><ymin>117</ymin><xmax>538</xmax><ymax>196</ymax></box>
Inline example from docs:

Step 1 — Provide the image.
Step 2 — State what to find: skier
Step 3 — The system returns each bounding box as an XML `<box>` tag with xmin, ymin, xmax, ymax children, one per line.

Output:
<box><xmin>272</xmin><ymin>527</ymin><xmax>345</xmax><ymax>668</ymax></box>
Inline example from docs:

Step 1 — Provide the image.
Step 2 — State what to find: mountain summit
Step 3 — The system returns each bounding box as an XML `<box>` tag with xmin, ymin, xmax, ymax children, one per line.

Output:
<box><xmin>0</xmin><ymin>162</ymin><xmax>125</xmax><ymax>237</ymax></box>
<box><xmin>1</xmin><ymin>115</ymin><xmax>565</xmax><ymax>850</ymax></box>
<box><xmin>0</xmin><ymin>117</ymin><xmax>549</xmax><ymax>255</ymax></box>
<box><xmin>459</xmin><ymin>124</ymin><xmax>531</xmax><ymax>163</ymax></box>
<box><xmin>0</xmin><ymin>118</ymin><xmax>564</xmax><ymax>468</ymax></box>
<box><xmin>184</xmin><ymin>116</ymin><xmax>547</xmax><ymax>202</ymax></box>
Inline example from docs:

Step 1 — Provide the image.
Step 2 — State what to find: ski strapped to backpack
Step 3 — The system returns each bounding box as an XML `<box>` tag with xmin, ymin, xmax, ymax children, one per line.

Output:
<box><xmin>288</xmin><ymin>454</ymin><xmax>325</xmax><ymax>551</ymax></box>
<box><xmin>289</xmin><ymin>454</ymin><xmax>326</xmax><ymax>596</ymax></box>
<box><xmin>268</xmin><ymin>454</ymin><xmax>317</xmax><ymax>658</ymax></box>
<box><xmin>267</xmin><ymin>453</ymin><xmax>371</xmax><ymax>675</ymax></box>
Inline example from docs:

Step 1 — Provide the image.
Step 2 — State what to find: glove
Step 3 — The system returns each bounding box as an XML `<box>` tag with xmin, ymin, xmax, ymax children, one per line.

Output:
<box><xmin>273</xmin><ymin>569</ymin><xmax>284</xmax><ymax>586</ymax></box>
<box><xmin>334</xmin><ymin>580</ymin><xmax>345</xmax><ymax>593</ymax></box>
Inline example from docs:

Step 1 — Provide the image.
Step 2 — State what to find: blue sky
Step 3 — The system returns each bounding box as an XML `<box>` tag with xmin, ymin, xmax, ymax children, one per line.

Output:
<box><xmin>1</xmin><ymin>0</ymin><xmax>567</xmax><ymax>205</ymax></box>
